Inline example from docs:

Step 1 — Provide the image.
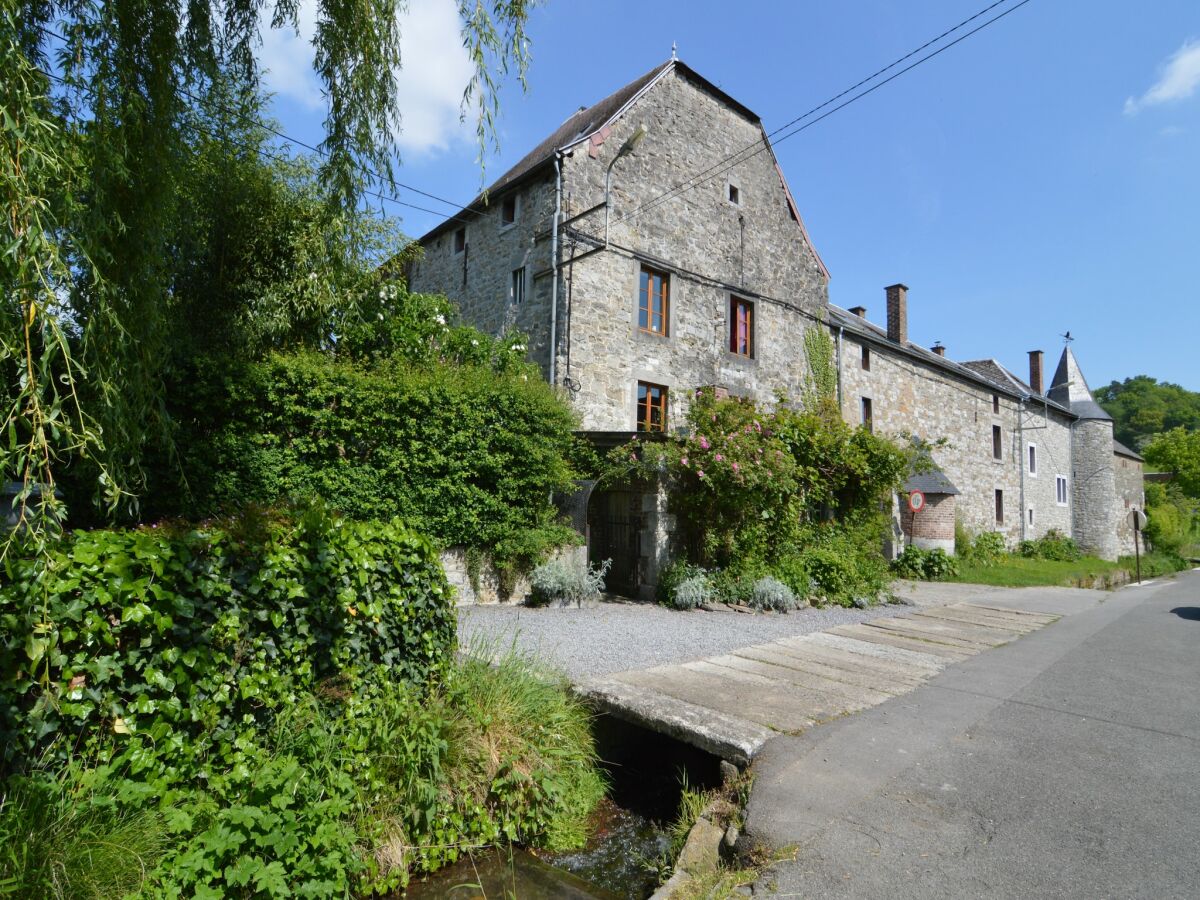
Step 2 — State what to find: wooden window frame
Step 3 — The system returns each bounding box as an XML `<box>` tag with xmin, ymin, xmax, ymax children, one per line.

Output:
<box><xmin>636</xmin><ymin>381</ymin><xmax>668</xmax><ymax>433</ymax></box>
<box><xmin>638</xmin><ymin>266</ymin><xmax>669</xmax><ymax>337</ymax></box>
<box><xmin>729</xmin><ymin>296</ymin><xmax>754</xmax><ymax>357</ymax></box>
<box><xmin>995</xmin><ymin>489</ymin><xmax>1005</xmax><ymax>525</ymax></box>
<box><xmin>1056</xmin><ymin>475</ymin><xmax>1068</xmax><ymax>506</ymax></box>
<box><xmin>861</xmin><ymin>397</ymin><xmax>873</xmax><ymax>433</ymax></box>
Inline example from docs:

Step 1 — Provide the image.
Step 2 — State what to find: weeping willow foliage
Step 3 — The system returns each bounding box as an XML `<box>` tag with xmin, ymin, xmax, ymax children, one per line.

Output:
<box><xmin>0</xmin><ymin>0</ymin><xmax>533</xmax><ymax>537</ymax></box>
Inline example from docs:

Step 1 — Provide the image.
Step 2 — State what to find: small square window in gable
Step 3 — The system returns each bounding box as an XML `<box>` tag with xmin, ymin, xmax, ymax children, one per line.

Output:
<box><xmin>727</xmin><ymin>183</ymin><xmax>740</xmax><ymax>205</ymax></box>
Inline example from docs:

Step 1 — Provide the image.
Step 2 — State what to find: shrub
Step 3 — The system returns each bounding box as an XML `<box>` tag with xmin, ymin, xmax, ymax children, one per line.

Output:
<box><xmin>152</xmin><ymin>350</ymin><xmax>583</xmax><ymax>573</ymax></box>
<box><xmin>968</xmin><ymin>531</ymin><xmax>1007</xmax><ymax>567</ymax></box>
<box><xmin>656</xmin><ymin>560</ymin><xmax>709</xmax><ymax>607</ymax></box>
<box><xmin>670</xmin><ymin>575</ymin><xmax>716</xmax><ymax>611</ymax></box>
<box><xmin>891</xmin><ymin>546</ymin><xmax>959</xmax><ymax>580</ymax></box>
<box><xmin>798</xmin><ymin>521</ymin><xmax>892</xmax><ymax>607</ymax></box>
<box><xmin>1018</xmin><ymin>529</ymin><xmax>1081</xmax><ymax>561</ymax></box>
<box><xmin>773</xmin><ymin>554</ymin><xmax>813</xmax><ymax>602</ymax></box>
<box><xmin>528</xmin><ymin>556</ymin><xmax>610</xmax><ymax>607</ymax></box>
<box><xmin>748</xmin><ymin>576</ymin><xmax>798</xmax><ymax>612</ymax></box>
<box><xmin>0</xmin><ymin>505</ymin><xmax>455</xmax><ymax>775</ymax></box>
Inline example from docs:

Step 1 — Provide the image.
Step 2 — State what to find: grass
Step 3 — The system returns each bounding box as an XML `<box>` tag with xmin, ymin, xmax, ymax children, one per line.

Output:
<box><xmin>946</xmin><ymin>551</ymin><xmax>1188</xmax><ymax>588</ymax></box>
<box><xmin>0</xmin><ymin>760</ymin><xmax>167</xmax><ymax>899</ymax></box>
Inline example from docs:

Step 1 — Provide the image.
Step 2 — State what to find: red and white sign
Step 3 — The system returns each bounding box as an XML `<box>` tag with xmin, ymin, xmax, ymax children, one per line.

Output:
<box><xmin>907</xmin><ymin>490</ymin><xmax>926</xmax><ymax>513</ymax></box>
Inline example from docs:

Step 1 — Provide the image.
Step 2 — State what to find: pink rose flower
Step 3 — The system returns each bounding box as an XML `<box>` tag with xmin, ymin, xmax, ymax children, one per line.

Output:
<box><xmin>697</xmin><ymin>470</ymin><xmax>705</xmax><ymax>479</ymax></box>
<box><xmin>681</xmin><ymin>457</ymin><xmax>689</xmax><ymax>466</ymax></box>
<box><xmin>714</xmin><ymin>454</ymin><xmax>723</xmax><ymax>462</ymax></box>
<box><xmin>699</xmin><ymin>436</ymin><xmax>710</xmax><ymax>450</ymax></box>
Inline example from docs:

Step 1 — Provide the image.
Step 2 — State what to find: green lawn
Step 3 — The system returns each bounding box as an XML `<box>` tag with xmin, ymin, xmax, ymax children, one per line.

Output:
<box><xmin>946</xmin><ymin>552</ymin><xmax>1187</xmax><ymax>589</ymax></box>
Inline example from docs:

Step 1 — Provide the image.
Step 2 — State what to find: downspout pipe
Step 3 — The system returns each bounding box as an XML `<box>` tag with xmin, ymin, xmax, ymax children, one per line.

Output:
<box><xmin>1018</xmin><ymin>397</ymin><xmax>1027</xmax><ymax>543</ymax></box>
<box><xmin>549</xmin><ymin>151</ymin><xmax>562</xmax><ymax>387</ymax></box>
<box><xmin>835</xmin><ymin>326</ymin><xmax>844</xmax><ymax>408</ymax></box>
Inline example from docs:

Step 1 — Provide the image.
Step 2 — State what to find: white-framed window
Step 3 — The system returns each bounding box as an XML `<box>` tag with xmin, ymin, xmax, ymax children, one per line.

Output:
<box><xmin>510</xmin><ymin>267</ymin><xmax>526</xmax><ymax>305</ymax></box>
<box><xmin>1055</xmin><ymin>475</ymin><xmax>1068</xmax><ymax>506</ymax></box>
<box><xmin>1028</xmin><ymin>443</ymin><xmax>1037</xmax><ymax>477</ymax></box>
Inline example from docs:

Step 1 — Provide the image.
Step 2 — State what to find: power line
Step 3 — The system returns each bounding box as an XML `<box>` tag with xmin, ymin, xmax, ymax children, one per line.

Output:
<box><xmin>615</xmin><ymin>0</ymin><xmax>1035</xmax><ymax>226</ymax></box>
<box><xmin>33</xmin><ymin>24</ymin><xmax>477</xmax><ymax>220</ymax></box>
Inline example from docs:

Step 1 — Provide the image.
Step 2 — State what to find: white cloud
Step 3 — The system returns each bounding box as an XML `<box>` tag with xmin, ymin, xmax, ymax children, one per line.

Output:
<box><xmin>1124</xmin><ymin>38</ymin><xmax>1200</xmax><ymax>115</ymax></box>
<box><xmin>258</xmin><ymin>0</ymin><xmax>474</xmax><ymax>154</ymax></box>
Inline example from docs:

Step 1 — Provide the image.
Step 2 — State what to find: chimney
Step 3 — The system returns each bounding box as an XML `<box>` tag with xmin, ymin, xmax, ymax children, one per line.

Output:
<box><xmin>932</xmin><ymin>342</ymin><xmax>946</xmax><ymax>357</ymax></box>
<box><xmin>885</xmin><ymin>284</ymin><xmax>908</xmax><ymax>345</ymax></box>
<box><xmin>1028</xmin><ymin>350</ymin><xmax>1044</xmax><ymax>394</ymax></box>
<box><xmin>848</xmin><ymin>306</ymin><xmax>867</xmax><ymax>318</ymax></box>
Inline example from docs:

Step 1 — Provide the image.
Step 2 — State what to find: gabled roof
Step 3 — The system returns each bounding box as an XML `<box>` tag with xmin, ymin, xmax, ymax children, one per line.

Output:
<box><xmin>418</xmin><ymin>60</ymin><xmax>827</xmax><ymax>279</ymax></box>
<box><xmin>1048</xmin><ymin>347</ymin><xmax>1111</xmax><ymax>421</ymax></box>
<box><xmin>828</xmin><ymin>306</ymin><xmax>1071</xmax><ymax>414</ymax></box>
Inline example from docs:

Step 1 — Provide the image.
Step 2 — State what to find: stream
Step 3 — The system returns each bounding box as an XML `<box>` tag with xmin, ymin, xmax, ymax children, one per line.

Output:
<box><xmin>403</xmin><ymin>716</ymin><xmax>723</xmax><ymax>899</ymax></box>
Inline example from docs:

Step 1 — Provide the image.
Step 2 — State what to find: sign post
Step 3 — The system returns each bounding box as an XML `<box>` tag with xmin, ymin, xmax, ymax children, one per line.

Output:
<box><xmin>906</xmin><ymin>491</ymin><xmax>925</xmax><ymax>550</ymax></box>
<box><xmin>1132</xmin><ymin>508</ymin><xmax>1148</xmax><ymax>584</ymax></box>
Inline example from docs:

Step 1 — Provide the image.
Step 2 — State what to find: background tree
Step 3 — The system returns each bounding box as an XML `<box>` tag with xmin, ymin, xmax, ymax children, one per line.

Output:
<box><xmin>1096</xmin><ymin>375</ymin><xmax>1200</xmax><ymax>450</ymax></box>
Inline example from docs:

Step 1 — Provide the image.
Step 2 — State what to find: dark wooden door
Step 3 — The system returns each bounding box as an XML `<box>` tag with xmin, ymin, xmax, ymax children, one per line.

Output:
<box><xmin>587</xmin><ymin>489</ymin><xmax>640</xmax><ymax>597</ymax></box>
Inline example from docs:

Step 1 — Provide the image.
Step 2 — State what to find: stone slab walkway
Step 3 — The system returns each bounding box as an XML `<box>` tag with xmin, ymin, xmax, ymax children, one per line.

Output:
<box><xmin>577</xmin><ymin>602</ymin><xmax>1059</xmax><ymax>766</ymax></box>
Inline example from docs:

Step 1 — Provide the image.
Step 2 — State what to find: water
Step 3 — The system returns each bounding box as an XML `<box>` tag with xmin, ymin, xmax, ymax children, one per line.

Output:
<box><xmin>401</xmin><ymin>716</ymin><xmax>724</xmax><ymax>898</ymax></box>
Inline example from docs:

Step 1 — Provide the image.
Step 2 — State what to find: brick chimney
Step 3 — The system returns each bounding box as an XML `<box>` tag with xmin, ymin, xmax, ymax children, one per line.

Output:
<box><xmin>1028</xmin><ymin>350</ymin><xmax>1044</xmax><ymax>394</ymax></box>
<box><xmin>932</xmin><ymin>342</ymin><xmax>946</xmax><ymax>357</ymax></box>
<box><xmin>885</xmin><ymin>284</ymin><xmax>908</xmax><ymax>345</ymax></box>
<box><xmin>848</xmin><ymin>306</ymin><xmax>867</xmax><ymax>318</ymax></box>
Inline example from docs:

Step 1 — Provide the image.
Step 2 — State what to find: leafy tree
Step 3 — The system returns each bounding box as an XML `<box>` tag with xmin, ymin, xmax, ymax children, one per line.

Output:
<box><xmin>1095</xmin><ymin>375</ymin><xmax>1200</xmax><ymax>450</ymax></box>
<box><xmin>1144</xmin><ymin>427</ymin><xmax>1200</xmax><ymax>499</ymax></box>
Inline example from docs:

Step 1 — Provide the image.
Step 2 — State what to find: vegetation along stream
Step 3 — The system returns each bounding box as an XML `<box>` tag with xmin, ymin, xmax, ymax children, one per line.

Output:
<box><xmin>403</xmin><ymin>717</ymin><xmax>725</xmax><ymax>898</ymax></box>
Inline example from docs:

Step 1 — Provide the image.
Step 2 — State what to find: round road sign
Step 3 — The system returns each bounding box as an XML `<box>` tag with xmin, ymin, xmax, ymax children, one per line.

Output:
<box><xmin>908</xmin><ymin>490</ymin><xmax>926</xmax><ymax>513</ymax></box>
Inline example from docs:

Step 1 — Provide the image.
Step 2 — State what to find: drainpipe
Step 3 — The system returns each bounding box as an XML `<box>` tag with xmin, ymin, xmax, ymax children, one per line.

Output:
<box><xmin>1018</xmin><ymin>398</ymin><xmax>1027</xmax><ymax>543</ymax></box>
<box><xmin>835</xmin><ymin>325</ymin><xmax>844</xmax><ymax>408</ymax></box>
<box><xmin>549</xmin><ymin>152</ymin><xmax>562</xmax><ymax>386</ymax></box>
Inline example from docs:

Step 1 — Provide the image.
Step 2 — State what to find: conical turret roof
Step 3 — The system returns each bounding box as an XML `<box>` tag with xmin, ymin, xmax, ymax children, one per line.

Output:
<box><xmin>1048</xmin><ymin>347</ymin><xmax>1111</xmax><ymax>421</ymax></box>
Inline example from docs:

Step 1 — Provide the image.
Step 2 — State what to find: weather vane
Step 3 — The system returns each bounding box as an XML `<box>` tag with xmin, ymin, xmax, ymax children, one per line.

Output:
<box><xmin>1060</xmin><ymin>330</ymin><xmax>1073</xmax><ymax>345</ymax></box>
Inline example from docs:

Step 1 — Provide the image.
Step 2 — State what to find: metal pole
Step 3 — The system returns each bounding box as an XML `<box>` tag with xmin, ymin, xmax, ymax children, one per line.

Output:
<box><xmin>1134</xmin><ymin>513</ymin><xmax>1142</xmax><ymax>584</ymax></box>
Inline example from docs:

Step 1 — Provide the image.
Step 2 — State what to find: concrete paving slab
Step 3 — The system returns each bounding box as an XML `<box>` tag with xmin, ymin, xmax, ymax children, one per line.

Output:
<box><xmin>616</xmin><ymin>666</ymin><xmax>819</xmax><ymax>734</ymax></box>
<box><xmin>801</xmin><ymin>632</ymin><xmax>948</xmax><ymax>672</ymax></box>
<box><xmin>867</xmin><ymin>615</ymin><xmax>1015</xmax><ymax>647</ymax></box>
<box><xmin>724</xmin><ymin>643</ymin><xmax>912</xmax><ymax>700</ymax></box>
<box><xmin>828</xmin><ymin>623</ymin><xmax>976</xmax><ymax>660</ymax></box>
<box><xmin>576</xmin><ymin>677</ymin><xmax>771</xmax><ymax>766</ymax></box>
<box><xmin>745</xmin><ymin>640</ymin><xmax>929</xmax><ymax>691</ymax></box>
<box><xmin>912</xmin><ymin>605</ymin><xmax>1040</xmax><ymax>634</ymax></box>
<box><xmin>711</xmin><ymin>652</ymin><xmax>895</xmax><ymax>707</ymax></box>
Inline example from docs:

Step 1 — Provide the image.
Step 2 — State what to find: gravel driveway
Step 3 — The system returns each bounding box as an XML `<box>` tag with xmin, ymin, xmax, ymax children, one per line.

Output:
<box><xmin>457</xmin><ymin>588</ymin><xmax>958</xmax><ymax>682</ymax></box>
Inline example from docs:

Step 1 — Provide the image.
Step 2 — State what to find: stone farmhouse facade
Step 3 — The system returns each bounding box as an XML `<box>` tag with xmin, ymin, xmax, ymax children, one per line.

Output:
<box><xmin>407</xmin><ymin>59</ymin><xmax>1143</xmax><ymax>597</ymax></box>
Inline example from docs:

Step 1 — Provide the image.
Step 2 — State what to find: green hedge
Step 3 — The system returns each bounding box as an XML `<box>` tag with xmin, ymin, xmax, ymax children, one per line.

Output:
<box><xmin>0</xmin><ymin>507</ymin><xmax>455</xmax><ymax>776</ymax></box>
<box><xmin>152</xmin><ymin>352</ymin><xmax>579</xmax><ymax>566</ymax></box>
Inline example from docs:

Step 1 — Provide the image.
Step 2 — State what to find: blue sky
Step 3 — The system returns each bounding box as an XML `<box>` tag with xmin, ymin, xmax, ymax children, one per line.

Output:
<box><xmin>263</xmin><ymin>0</ymin><xmax>1200</xmax><ymax>391</ymax></box>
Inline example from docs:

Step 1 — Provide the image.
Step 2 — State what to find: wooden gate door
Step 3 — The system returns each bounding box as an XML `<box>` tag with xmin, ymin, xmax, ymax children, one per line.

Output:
<box><xmin>587</xmin><ymin>489</ymin><xmax>640</xmax><ymax>597</ymax></box>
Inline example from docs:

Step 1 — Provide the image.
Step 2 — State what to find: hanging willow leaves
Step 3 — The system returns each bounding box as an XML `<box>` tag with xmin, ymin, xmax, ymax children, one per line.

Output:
<box><xmin>0</xmin><ymin>0</ymin><xmax>534</xmax><ymax>537</ymax></box>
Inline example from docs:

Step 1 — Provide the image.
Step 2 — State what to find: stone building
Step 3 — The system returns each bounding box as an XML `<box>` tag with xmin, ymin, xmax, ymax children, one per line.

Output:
<box><xmin>408</xmin><ymin>59</ymin><xmax>1142</xmax><ymax>596</ymax></box>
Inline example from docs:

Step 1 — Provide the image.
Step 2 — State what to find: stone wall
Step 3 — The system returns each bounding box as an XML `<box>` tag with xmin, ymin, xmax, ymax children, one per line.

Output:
<box><xmin>557</xmin><ymin>66</ymin><xmax>828</xmax><ymax>430</ymax></box>
<box><xmin>1113</xmin><ymin>453</ymin><xmax>1145</xmax><ymax>557</ymax></box>
<box><xmin>440</xmin><ymin>545</ymin><xmax>589</xmax><ymax>606</ymax></box>
<box><xmin>407</xmin><ymin>177</ymin><xmax>558</xmax><ymax>378</ymax></box>
<box><xmin>1071</xmin><ymin>419</ymin><xmax>1120</xmax><ymax>560</ymax></box>
<box><xmin>837</xmin><ymin>331</ymin><xmax>1073</xmax><ymax>548</ymax></box>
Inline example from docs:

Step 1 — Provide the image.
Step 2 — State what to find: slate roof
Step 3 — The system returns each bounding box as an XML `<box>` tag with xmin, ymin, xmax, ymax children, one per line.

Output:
<box><xmin>828</xmin><ymin>305</ymin><xmax>1073</xmax><ymax>415</ymax></box>
<box><xmin>1048</xmin><ymin>347</ymin><xmax>1112</xmax><ymax>421</ymax></box>
<box><xmin>904</xmin><ymin>469</ymin><xmax>960</xmax><ymax>496</ymax></box>
<box><xmin>1113</xmin><ymin>439</ymin><xmax>1143</xmax><ymax>462</ymax></box>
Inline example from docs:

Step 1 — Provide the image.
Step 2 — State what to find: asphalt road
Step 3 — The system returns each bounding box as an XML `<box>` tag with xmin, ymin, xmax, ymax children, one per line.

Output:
<box><xmin>745</xmin><ymin>571</ymin><xmax>1200</xmax><ymax>899</ymax></box>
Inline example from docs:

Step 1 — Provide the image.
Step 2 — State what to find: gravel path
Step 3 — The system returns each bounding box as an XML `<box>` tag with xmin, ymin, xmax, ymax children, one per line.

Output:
<box><xmin>457</xmin><ymin>586</ymin><xmax>968</xmax><ymax>683</ymax></box>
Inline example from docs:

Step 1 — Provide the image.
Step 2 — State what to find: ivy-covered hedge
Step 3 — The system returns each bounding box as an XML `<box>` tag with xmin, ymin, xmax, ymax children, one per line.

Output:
<box><xmin>151</xmin><ymin>351</ymin><xmax>580</xmax><ymax>571</ymax></box>
<box><xmin>0</xmin><ymin>507</ymin><xmax>454</xmax><ymax>774</ymax></box>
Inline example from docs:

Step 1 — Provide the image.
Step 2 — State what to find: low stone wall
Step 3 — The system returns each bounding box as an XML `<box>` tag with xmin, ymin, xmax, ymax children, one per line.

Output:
<box><xmin>440</xmin><ymin>545</ymin><xmax>588</xmax><ymax>606</ymax></box>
